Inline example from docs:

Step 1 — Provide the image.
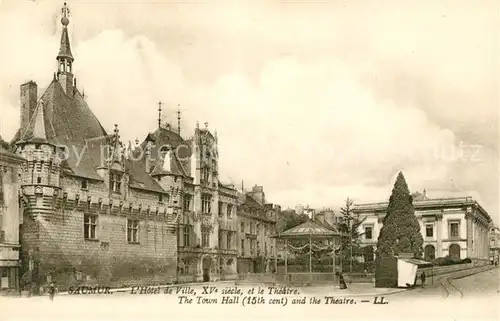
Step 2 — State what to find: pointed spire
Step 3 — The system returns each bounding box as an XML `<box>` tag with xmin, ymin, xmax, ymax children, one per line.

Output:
<box><xmin>177</xmin><ymin>104</ymin><xmax>181</xmax><ymax>135</ymax></box>
<box><xmin>57</xmin><ymin>2</ymin><xmax>74</xmax><ymax>64</ymax></box>
<box><xmin>111</xmin><ymin>124</ymin><xmax>122</xmax><ymax>163</ymax></box>
<box><xmin>157</xmin><ymin>100</ymin><xmax>162</xmax><ymax>129</ymax></box>
<box><xmin>32</xmin><ymin>101</ymin><xmax>47</xmax><ymax>140</ymax></box>
<box><xmin>20</xmin><ymin>101</ymin><xmax>49</xmax><ymax>144</ymax></box>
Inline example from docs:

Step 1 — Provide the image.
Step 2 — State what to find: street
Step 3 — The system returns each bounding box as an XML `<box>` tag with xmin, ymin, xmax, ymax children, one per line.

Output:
<box><xmin>386</xmin><ymin>266</ymin><xmax>500</xmax><ymax>301</ymax></box>
<box><xmin>1</xmin><ymin>269</ymin><xmax>498</xmax><ymax>321</ymax></box>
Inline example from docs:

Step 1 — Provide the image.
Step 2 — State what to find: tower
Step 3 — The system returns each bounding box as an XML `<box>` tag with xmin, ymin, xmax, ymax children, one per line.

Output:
<box><xmin>56</xmin><ymin>2</ymin><xmax>74</xmax><ymax>95</ymax></box>
<box><xmin>16</xmin><ymin>101</ymin><xmax>64</xmax><ymax>220</ymax></box>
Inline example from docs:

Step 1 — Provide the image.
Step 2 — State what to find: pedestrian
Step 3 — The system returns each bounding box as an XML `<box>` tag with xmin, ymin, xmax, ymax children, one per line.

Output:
<box><xmin>420</xmin><ymin>271</ymin><xmax>426</xmax><ymax>288</ymax></box>
<box><xmin>339</xmin><ymin>273</ymin><xmax>348</xmax><ymax>290</ymax></box>
<box><xmin>47</xmin><ymin>281</ymin><xmax>56</xmax><ymax>301</ymax></box>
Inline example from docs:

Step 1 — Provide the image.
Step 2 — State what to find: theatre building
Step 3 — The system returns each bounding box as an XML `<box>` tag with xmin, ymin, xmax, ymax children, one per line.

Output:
<box><xmin>353</xmin><ymin>191</ymin><xmax>492</xmax><ymax>264</ymax></box>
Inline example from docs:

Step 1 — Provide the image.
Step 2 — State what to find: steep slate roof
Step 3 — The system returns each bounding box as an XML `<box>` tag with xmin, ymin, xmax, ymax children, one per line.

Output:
<box><xmin>245</xmin><ymin>194</ymin><xmax>262</xmax><ymax>208</ymax></box>
<box><xmin>150</xmin><ymin>150</ymin><xmax>188</xmax><ymax>177</ymax></box>
<box><xmin>140</xmin><ymin>126</ymin><xmax>191</xmax><ymax>178</ymax></box>
<box><xmin>14</xmin><ymin>79</ymin><xmax>107</xmax><ymax>147</ymax></box>
<box><xmin>13</xmin><ymin>80</ymin><xmax>108</xmax><ymax>181</ymax></box>
<box><xmin>0</xmin><ymin>135</ymin><xmax>24</xmax><ymax>161</ymax></box>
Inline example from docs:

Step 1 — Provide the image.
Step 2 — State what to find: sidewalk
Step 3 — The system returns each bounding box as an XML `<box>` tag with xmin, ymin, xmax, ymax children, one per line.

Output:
<box><xmin>293</xmin><ymin>282</ymin><xmax>407</xmax><ymax>297</ymax></box>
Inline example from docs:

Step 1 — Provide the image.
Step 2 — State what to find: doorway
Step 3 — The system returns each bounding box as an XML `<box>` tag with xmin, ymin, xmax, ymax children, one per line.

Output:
<box><xmin>202</xmin><ymin>256</ymin><xmax>212</xmax><ymax>282</ymax></box>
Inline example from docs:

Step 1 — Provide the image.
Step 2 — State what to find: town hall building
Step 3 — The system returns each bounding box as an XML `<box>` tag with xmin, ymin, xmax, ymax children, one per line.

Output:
<box><xmin>8</xmin><ymin>3</ymin><xmax>240</xmax><ymax>292</ymax></box>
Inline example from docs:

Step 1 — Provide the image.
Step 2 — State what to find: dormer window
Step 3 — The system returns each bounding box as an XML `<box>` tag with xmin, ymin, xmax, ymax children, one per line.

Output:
<box><xmin>110</xmin><ymin>172</ymin><xmax>122</xmax><ymax>193</ymax></box>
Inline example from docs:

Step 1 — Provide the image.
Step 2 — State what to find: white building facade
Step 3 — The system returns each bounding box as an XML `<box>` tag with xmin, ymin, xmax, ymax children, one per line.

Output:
<box><xmin>353</xmin><ymin>195</ymin><xmax>492</xmax><ymax>263</ymax></box>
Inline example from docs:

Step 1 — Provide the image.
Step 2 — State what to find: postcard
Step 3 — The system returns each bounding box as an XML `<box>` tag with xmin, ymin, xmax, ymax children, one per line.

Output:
<box><xmin>0</xmin><ymin>1</ymin><xmax>498</xmax><ymax>321</ymax></box>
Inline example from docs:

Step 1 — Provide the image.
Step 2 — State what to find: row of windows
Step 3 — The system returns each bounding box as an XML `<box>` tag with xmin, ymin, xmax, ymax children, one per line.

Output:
<box><xmin>218</xmin><ymin>202</ymin><xmax>233</xmax><ymax>218</ymax></box>
<box><xmin>240</xmin><ymin>221</ymin><xmax>273</xmax><ymax>235</ymax></box>
<box><xmin>240</xmin><ymin>239</ymin><xmax>274</xmax><ymax>256</ymax></box>
<box><xmin>218</xmin><ymin>231</ymin><xmax>235</xmax><ymax>249</ymax></box>
<box><xmin>362</xmin><ymin>221</ymin><xmax>462</xmax><ymax>240</ymax></box>
<box><xmin>84</xmin><ymin>214</ymin><xmax>139</xmax><ymax>243</ymax></box>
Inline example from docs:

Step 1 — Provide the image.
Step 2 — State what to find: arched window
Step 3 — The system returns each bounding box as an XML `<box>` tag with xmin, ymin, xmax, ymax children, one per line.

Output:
<box><xmin>424</xmin><ymin>244</ymin><xmax>436</xmax><ymax>261</ymax></box>
<box><xmin>449</xmin><ymin>243</ymin><xmax>461</xmax><ymax>260</ymax></box>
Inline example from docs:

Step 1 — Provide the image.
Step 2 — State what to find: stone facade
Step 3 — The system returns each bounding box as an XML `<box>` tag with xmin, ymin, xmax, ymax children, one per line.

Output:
<box><xmin>0</xmin><ymin>140</ymin><xmax>24</xmax><ymax>294</ymax></box>
<box><xmin>353</xmin><ymin>193</ymin><xmax>492</xmax><ymax>263</ymax></box>
<box><xmin>237</xmin><ymin>185</ymin><xmax>279</xmax><ymax>274</ymax></box>
<box><xmin>4</xmin><ymin>4</ymin><xmax>285</xmax><ymax>293</ymax></box>
<box><xmin>489</xmin><ymin>225</ymin><xmax>500</xmax><ymax>265</ymax></box>
<box><xmin>7</xmin><ymin>3</ymin><xmax>241</xmax><ymax>292</ymax></box>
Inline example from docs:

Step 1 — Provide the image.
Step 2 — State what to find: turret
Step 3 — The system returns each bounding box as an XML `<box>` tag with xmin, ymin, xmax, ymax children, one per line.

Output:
<box><xmin>15</xmin><ymin>101</ymin><xmax>64</xmax><ymax>219</ymax></box>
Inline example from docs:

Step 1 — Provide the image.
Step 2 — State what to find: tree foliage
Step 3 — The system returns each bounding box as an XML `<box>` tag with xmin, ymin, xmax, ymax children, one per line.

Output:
<box><xmin>376</xmin><ymin>172</ymin><xmax>423</xmax><ymax>258</ymax></box>
<box><xmin>338</xmin><ymin>198</ymin><xmax>366</xmax><ymax>271</ymax></box>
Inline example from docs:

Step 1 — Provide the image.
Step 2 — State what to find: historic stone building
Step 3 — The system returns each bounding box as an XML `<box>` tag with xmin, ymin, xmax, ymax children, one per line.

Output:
<box><xmin>489</xmin><ymin>225</ymin><xmax>500</xmax><ymax>265</ymax></box>
<box><xmin>8</xmin><ymin>3</ymin><xmax>239</xmax><ymax>291</ymax></box>
<box><xmin>353</xmin><ymin>191</ymin><xmax>492</xmax><ymax>264</ymax></box>
<box><xmin>0</xmin><ymin>137</ymin><xmax>25</xmax><ymax>294</ymax></box>
<box><xmin>237</xmin><ymin>185</ymin><xmax>279</xmax><ymax>274</ymax></box>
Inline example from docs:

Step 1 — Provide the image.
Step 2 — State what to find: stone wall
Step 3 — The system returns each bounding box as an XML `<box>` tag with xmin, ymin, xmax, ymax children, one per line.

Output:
<box><xmin>20</xmin><ymin>206</ymin><xmax>177</xmax><ymax>291</ymax></box>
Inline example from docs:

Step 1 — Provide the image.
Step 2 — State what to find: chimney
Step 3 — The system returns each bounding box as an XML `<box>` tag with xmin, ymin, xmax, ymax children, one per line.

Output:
<box><xmin>20</xmin><ymin>81</ymin><xmax>38</xmax><ymax>130</ymax></box>
<box><xmin>250</xmin><ymin>185</ymin><xmax>265</xmax><ymax>205</ymax></box>
<box><xmin>423</xmin><ymin>189</ymin><xmax>427</xmax><ymax>198</ymax></box>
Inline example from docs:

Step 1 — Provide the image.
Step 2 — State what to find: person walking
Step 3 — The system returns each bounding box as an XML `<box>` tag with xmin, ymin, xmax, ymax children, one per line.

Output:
<box><xmin>339</xmin><ymin>273</ymin><xmax>348</xmax><ymax>290</ymax></box>
<box><xmin>420</xmin><ymin>271</ymin><xmax>426</xmax><ymax>288</ymax></box>
<box><xmin>47</xmin><ymin>281</ymin><xmax>56</xmax><ymax>301</ymax></box>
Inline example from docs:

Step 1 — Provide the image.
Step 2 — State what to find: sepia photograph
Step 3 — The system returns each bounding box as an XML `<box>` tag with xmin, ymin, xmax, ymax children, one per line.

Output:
<box><xmin>0</xmin><ymin>1</ymin><xmax>498</xmax><ymax>320</ymax></box>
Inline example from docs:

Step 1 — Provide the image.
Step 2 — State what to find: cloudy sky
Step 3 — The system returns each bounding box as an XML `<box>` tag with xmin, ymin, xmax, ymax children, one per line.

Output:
<box><xmin>0</xmin><ymin>0</ymin><xmax>498</xmax><ymax>223</ymax></box>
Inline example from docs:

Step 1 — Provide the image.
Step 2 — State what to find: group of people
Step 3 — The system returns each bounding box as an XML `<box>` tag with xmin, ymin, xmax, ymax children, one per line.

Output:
<box><xmin>415</xmin><ymin>271</ymin><xmax>426</xmax><ymax>287</ymax></box>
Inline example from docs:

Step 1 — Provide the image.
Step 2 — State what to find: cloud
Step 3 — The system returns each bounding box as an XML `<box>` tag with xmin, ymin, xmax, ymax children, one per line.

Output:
<box><xmin>0</xmin><ymin>0</ymin><xmax>497</xmax><ymax>223</ymax></box>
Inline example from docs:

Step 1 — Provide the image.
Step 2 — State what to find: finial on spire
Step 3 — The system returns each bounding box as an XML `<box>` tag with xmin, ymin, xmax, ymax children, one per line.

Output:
<box><xmin>57</xmin><ymin>1</ymin><xmax>74</xmax><ymax>73</ymax></box>
<box><xmin>114</xmin><ymin>124</ymin><xmax>119</xmax><ymax>137</ymax></box>
<box><xmin>61</xmin><ymin>2</ymin><xmax>70</xmax><ymax>26</ymax></box>
<box><xmin>177</xmin><ymin>104</ymin><xmax>181</xmax><ymax>135</ymax></box>
<box><xmin>196</xmin><ymin>121</ymin><xmax>199</xmax><ymax>129</ymax></box>
<box><xmin>157</xmin><ymin>100</ymin><xmax>162</xmax><ymax>129</ymax></box>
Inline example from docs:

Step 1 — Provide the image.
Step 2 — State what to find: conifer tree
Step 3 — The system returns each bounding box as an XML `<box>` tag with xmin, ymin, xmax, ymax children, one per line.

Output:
<box><xmin>338</xmin><ymin>198</ymin><xmax>366</xmax><ymax>271</ymax></box>
<box><xmin>376</xmin><ymin>172</ymin><xmax>423</xmax><ymax>258</ymax></box>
